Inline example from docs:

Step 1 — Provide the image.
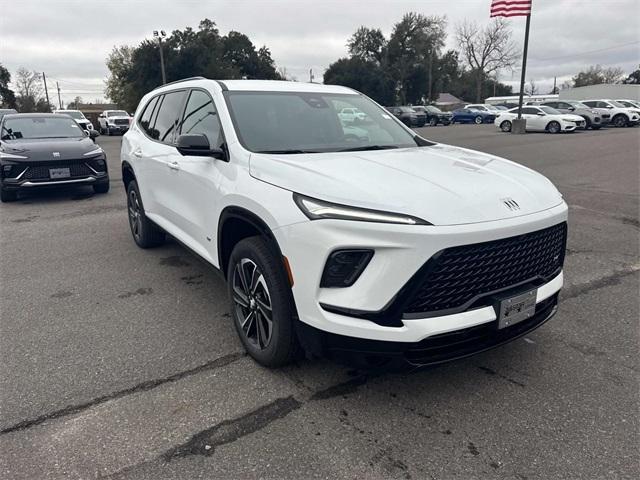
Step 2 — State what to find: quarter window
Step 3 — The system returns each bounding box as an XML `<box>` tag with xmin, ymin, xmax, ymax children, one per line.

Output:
<box><xmin>152</xmin><ymin>90</ymin><xmax>187</xmax><ymax>143</ymax></box>
<box><xmin>179</xmin><ymin>90</ymin><xmax>223</xmax><ymax>148</ymax></box>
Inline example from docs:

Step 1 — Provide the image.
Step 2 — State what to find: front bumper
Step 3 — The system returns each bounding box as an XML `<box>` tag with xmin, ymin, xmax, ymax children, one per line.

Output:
<box><xmin>275</xmin><ymin>202</ymin><xmax>568</xmax><ymax>344</ymax></box>
<box><xmin>299</xmin><ymin>292</ymin><xmax>559</xmax><ymax>366</ymax></box>
<box><xmin>1</xmin><ymin>159</ymin><xmax>109</xmax><ymax>190</ymax></box>
<box><xmin>107</xmin><ymin>124</ymin><xmax>129</xmax><ymax>134</ymax></box>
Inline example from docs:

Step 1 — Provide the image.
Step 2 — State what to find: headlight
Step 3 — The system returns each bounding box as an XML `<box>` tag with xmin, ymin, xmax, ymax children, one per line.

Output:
<box><xmin>0</xmin><ymin>151</ymin><xmax>28</xmax><ymax>160</ymax></box>
<box><xmin>591</xmin><ymin>110</ymin><xmax>599</xmax><ymax>115</ymax></box>
<box><xmin>83</xmin><ymin>147</ymin><xmax>104</xmax><ymax>157</ymax></box>
<box><xmin>293</xmin><ymin>193</ymin><xmax>431</xmax><ymax>225</ymax></box>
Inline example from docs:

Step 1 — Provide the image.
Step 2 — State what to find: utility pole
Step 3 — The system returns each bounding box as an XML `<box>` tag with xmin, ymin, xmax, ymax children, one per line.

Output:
<box><xmin>309</xmin><ymin>69</ymin><xmax>314</xmax><ymax>83</ymax></box>
<box><xmin>42</xmin><ymin>72</ymin><xmax>51</xmax><ymax>111</ymax></box>
<box><xmin>553</xmin><ymin>76</ymin><xmax>557</xmax><ymax>94</ymax></box>
<box><xmin>427</xmin><ymin>50</ymin><xmax>433</xmax><ymax>102</ymax></box>
<box><xmin>153</xmin><ymin>30</ymin><xmax>167</xmax><ymax>84</ymax></box>
<box><xmin>56</xmin><ymin>82</ymin><xmax>62</xmax><ymax>109</ymax></box>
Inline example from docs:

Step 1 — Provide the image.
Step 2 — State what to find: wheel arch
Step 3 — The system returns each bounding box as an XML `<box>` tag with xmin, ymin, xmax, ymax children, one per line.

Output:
<box><xmin>121</xmin><ymin>161</ymin><xmax>136</xmax><ymax>189</ymax></box>
<box><xmin>217</xmin><ymin>206</ymin><xmax>285</xmax><ymax>280</ymax></box>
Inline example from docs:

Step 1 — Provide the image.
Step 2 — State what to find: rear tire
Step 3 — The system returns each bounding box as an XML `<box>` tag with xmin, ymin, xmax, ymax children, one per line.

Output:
<box><xmin>429</xmin><ymin>117</ymin><xmax>437</xmax><ymax>127</ymax></box>
<box><xmin>474</xmin><ymin>115</ymin><xmax>483</xmax><ymax>124</ymax></box>
<box><xmin>0</xmin><ymin>188</ymin><xmax>17</xmax><ymax>202</ymax></box>
<box><xmin>500</xmin><ymin>120</ymin><xmax>512</xmax><ymax>132</ymax></box>
<box><xmin>227</xmin><ymin>236</ymin><xmax>298</xmax><ymax>367</ymax></box>
<box><xmin>126</xmin><ymin>180</ymin><xmax>165</xmax><ymax>248</ymax></box>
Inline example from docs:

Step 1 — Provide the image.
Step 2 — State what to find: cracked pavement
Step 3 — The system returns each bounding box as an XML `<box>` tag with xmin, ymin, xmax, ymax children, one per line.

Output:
<box><xmin>1</xmin><ymin>125</ymin><xmax>638</xmax><ymax>479</ymax></box>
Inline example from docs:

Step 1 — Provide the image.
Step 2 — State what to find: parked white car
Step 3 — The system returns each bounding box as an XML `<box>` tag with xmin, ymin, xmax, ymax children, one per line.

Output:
<box><xmin>495</xmin><ymin>105</ymin><xmax>585</xmax><ymax>133</ymax></box>
<box><xmin>581</xmin><ymin>100</ymin><xmax>640</xmax><ymax>127</ymax></box>
<box><xmin>98</xmin><ymin>110</ymin><xmax>131</xmax><ymax>135</ymax></box>
<box><xmin>121</xmin><ymin>78</ymin><xmax>567</xmax><ymax>367</ymax></box>
<box><xmin>338</xmin><ymin>107</ymin><xmax>367</xmax><ymax>123</ymax></box>
<box><xmin>53</xmin><ymin>109</ymin><xmax>93</xmax><ymax>132</ymax></box>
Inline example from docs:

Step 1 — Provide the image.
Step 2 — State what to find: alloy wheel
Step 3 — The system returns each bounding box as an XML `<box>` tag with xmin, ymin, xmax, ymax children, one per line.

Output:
<box><xmin>232</xmin><ymin>258</ymin><xmax>273</xmax><ymax>350</ymax></box>
<box><xmin>128</xmin><ymin>189</ymin><xmax>142</xmax><ymax>241</ymax></box>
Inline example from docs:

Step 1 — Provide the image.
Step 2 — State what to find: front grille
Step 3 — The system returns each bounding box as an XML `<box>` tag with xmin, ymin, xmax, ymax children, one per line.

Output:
<box><xmin>113</xmin><ymin>119</ymin><xmax>129</xmax><ymax>125</ymax></box>
<box><xmin>404</xmin><ymin>293</ymin><xmax>557</xmax><ymax>365</ymax></box>
<box><xmin>404</xmin><ymin>223</ymin><xmax>567</xmax><ymax>315</ymax></box>
<box><xmin>23</xmin><ymin>161</ymin><xmax>93</xmax><ymax>180</ymax></box>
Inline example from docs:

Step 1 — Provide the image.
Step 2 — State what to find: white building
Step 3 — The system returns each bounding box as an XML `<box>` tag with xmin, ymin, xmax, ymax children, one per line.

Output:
<box><xmin>559</xmin><ymin>84</ymin><xmax>640</xmax><ymax>101</ymax></box>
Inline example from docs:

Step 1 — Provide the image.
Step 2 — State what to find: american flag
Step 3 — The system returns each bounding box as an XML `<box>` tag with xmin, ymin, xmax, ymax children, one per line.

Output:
<box><xmin>490</xmin><ymin>0</ymin><xmax>532</xmax><ymax>17</ymax></box>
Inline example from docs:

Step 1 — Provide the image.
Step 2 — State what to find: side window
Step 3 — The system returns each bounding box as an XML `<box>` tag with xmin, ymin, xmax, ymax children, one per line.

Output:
<box><xmin>596</xmin><ymin>101</ymin><xmax>608</xmax><ymax>108</ymax></box>
<box><xmin>521</xmin><ymin>107</ymin><xmax>538</xmax><ymax>114</ymax></box>
<box><xmin>153</xmin><ymin>90</ymin><xmax>187</xmax><ymax>144</ymax></box>
<box><xmin>138</xmin><ymin>96</ymin><xmax>159</xmax><ymax>136</ymax></box>
<box><xmin>545</xmin><ymin>102</ymin><xmax>557</xmax><ymax>108</ymax></box>
<box><xmin>179</xmin><ymin>90</ymin><xmax>223</xmax><ymax>148</ymax></box>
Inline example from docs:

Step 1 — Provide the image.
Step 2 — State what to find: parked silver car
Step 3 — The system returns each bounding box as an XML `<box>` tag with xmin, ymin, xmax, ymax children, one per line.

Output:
<box><xmin>541</xmin><ymin>100</ymin><xmax>609</xmax><ymax>130</ymax></box>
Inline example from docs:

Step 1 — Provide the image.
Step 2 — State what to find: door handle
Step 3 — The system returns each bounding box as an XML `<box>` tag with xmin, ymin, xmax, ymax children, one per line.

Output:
<box><xmin>167</xmin><ymin>161</ymin><xmax>180</xmax><ymax>171</ymax></box>
<box><xmin>132</xmin><ymin>148</ymin><xmax>142</xmax><ymax>158</ymax></box>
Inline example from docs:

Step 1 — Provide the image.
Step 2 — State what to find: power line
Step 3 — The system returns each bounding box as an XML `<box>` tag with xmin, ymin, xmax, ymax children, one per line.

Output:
<box><xmin>532</xmin><ymin>40</ymin><xmax>640</xmax><ymax>62</ymax></box>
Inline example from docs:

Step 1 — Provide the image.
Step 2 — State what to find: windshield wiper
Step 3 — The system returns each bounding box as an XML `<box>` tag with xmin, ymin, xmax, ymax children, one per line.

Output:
<box><xmin>337</xmin><ymin>145</ymin><xmax>400</xmax><ymax>152</ymax></box>
<box><xmin>256</xmin><ymin>149</ymin><xmax>320</xmax><ymax>154</ymax></box>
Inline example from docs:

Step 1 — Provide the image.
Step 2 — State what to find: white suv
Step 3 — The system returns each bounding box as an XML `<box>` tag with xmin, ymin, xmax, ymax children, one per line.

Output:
<box><xmin>121</xmin><ymin>78</ymin><xmax>568</xmax><ymax>367</ymax></box>
<box><xmin>581</xmin><ymin>100</ymin><xmax>640</xmax><ymax>127</ymax></box>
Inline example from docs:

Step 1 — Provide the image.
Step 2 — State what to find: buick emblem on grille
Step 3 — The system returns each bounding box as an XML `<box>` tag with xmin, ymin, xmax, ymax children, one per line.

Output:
<box><xmin>502</xmin><ymin>198</ymin><xmax>520</xmax><ymax>211</ymax></box>
<box><xmin>52</xmin><ymin>152</ymin><xmax>60</xmax><ymax>158</ymax></box>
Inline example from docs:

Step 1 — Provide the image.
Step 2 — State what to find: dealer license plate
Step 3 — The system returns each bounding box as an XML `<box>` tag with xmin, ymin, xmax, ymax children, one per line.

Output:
<box><xmin>497</xmin><ymin>289</ymin><xmax>537</xmax><ymax>329</ymax></box>
<box><xmin>49</xmin><ymin>168</ymin><xmax>71</xmax><ymax>179</ymax></box>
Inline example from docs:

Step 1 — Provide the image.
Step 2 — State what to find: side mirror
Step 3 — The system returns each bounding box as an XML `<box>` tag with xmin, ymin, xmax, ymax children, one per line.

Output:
<box><xmin>567</xmin><ymin>106</ymin><xmax>575</xmax><ymax>111</ymax></box>
<box><xmin>176</xmin><ymin>133</ymin><xmax>225</xmax><ymax>160</ymax></box>
<box><xmin>89</xmin><ymin>129</ymin><xmax>100</xmax><ymax>141</ymax></box>
<box><xmin>537</xmin><ymin>112</ymin><xmax>546</xmax><ymax>116</ymax></box>
<box><xmin>98</xmin><ymin>114</ymin><xmax>105</xmax><ymax>118</ymax></box>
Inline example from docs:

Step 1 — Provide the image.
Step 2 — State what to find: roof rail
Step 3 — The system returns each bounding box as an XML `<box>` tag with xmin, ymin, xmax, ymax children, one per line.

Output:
<box><xmin>154</xmin><ymin>76</ymin><xmax>206</xmax><ymax>89</ymax></box>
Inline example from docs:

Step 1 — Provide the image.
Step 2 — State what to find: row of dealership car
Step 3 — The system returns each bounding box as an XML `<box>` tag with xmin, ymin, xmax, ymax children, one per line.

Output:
<box><xmin>384</xmin><ymin>99</ymin><xmax>640</xmax><ymax>133</ymax></box>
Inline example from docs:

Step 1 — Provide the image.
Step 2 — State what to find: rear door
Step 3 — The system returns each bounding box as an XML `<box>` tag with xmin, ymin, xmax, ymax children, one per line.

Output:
<box><xmin>138</xmin><ymin>90</ymin><xmax>188</xmax><ymax>229</ymax></box>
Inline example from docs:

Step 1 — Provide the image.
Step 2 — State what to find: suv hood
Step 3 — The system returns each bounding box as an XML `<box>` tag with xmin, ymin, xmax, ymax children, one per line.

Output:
<box><xmin>0</xmin><ymin>137</ymin><xmax>99</xmax><ymax>162</ymax></box>
<box><xmin>249</xmin><ymin>144</ymin><xmax>563</xmax><ymax>226</ymax></box>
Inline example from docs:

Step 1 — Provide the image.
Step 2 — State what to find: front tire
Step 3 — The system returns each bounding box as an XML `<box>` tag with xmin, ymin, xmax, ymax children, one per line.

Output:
<box><xmin>547</xmin><ymin>121</ymin><xmax>561</xmax><ymax>134</ymax></box>
<box><xmin>0</xmin><ymin>188</ymin><xmax>17</xmax><ymax>202</ymax></box>
<box><xmin>429</xmin><ymin>117</ymin><xmax>438</xmax><ymax>127</ymax></box>
<box><xmin>612</xmin><ymin>114</ymin><xmax>628</xmax><ymax>127</ymax></box>
<box><xmin>474</xmin><ymin>115</ymin><xmax>483</xmax><ymax>124</ymax></box>
<box><xmin>126</xmin><ymin>180</ymin><xmax>165</xmax><ymax>248</ymax></box>
<box><xmin>227</xmin><ymin>236</ymin><xmax>298</xmax><ymax>367</ymax></box>
<box><xmin>500</xmin><ymin>120</ymin><xmax>512</xmax><ymax>132</ymax></box>
<box><xmin>93</xmin><ymin>182</ymin><xmax>110</xmax><ymax>194</ymax></box>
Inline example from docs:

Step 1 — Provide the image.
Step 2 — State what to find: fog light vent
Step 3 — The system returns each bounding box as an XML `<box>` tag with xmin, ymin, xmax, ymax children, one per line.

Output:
<box><xmin>320</xmin><ymin>249</ymin><xmax>373</xmax><ymax>288</ymax></box>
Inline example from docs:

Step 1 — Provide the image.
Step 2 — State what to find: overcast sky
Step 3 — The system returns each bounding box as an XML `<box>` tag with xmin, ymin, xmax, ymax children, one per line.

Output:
<box><xmin>1</xmin><ymin>0</ymin><xmax>639</xmax><ymax>105</ymax></box>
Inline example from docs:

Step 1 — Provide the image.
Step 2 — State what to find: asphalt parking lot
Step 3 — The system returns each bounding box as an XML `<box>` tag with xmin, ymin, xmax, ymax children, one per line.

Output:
<box><xmin>1</xmin><ymin>125</ymin><xmax>638</xmax><ymax>479</ymax></box>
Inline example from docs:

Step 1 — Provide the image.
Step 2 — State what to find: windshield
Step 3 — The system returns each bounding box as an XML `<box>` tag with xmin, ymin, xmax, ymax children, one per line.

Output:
<box><xmin>57</xmin><ymin>111</ymin><xmax>85</xmax><ymax>120</ymax></box>
<box><xmin>107</xmin><ymin>110</ymin><xmax>128</xmax><ymax>117</ymax></box>
<box><xmin>567</xmin><ymin>101</ymin><xmax>587</xmax><ymax>108</ymax></box>
<box><xmin>540</xmin><ymin>106</ymin><xmax>561</xmax><ymax>115</ymax></box>
<box><xmin>615</xmin><ymin>100</ymin><xmax>637</xmax><ymax>108</ymax></box>
<box><xmin>1</xmin><ymin>116</ymin><xmax>85</xmax><ymax>140</ymax></box>
<box><xmin>224</xmin><ymin>91</ymin><xmax>421</xmax><ymax>153</ymax></box>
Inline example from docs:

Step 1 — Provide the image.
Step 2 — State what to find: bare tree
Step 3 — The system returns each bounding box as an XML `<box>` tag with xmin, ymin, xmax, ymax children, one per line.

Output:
<box><xmin>15</xmin><ymin>68</ymin><xmax>43</xmax><ymax>100</ymax></box>
<box><xmin>525</xmin><ymin>80</ymin><xmax>538</xmax><ymax>95</ymax></box>
<box><xmin>14</xmin><ymin>68</ymin><xmax>46</xmax><ymax>112</ymax></box>
<box><xmin>456</xmin><ymin>19</ymin><xmax>519</xmax><ymax>102</ymax></box>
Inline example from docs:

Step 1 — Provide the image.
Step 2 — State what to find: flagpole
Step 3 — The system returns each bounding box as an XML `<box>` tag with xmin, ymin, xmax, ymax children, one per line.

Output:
<box><xmin>516</xmin><ymin>13</ymin><xmax>531</xmax><ymax>120</ymax></box>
